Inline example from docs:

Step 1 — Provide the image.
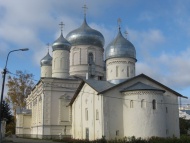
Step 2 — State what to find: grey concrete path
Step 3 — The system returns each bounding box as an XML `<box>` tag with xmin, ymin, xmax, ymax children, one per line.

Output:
<box><xmin>2</xmin><ymin>135</ymin><xmax>62</xmax><ymax>143</ymax></box>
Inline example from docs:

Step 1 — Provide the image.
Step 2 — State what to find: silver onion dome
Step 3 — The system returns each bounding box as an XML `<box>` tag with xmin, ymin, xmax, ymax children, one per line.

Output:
<box><xmin>40</xmin><ymin>51</ymin><xmax>52</xmax><ymax>66</ymax></box>
<box><xmin>105</xmin><ymin>28</ymin><xmax>136</xmax><ymax>61</ymax></box>
<box><xmin>52</xmin><ymin>33</ymin><xmax>71</xmax><ymax>51</ymax></box>
<box><xmin>66</xmin><ymin>18</ymin><xmax>105</xmax><ymax>48</ymax></box>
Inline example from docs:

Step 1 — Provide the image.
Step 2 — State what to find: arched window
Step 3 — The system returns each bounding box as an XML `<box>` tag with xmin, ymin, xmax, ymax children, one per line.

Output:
<box><xmin>141</xmin><ymin>99</ymin><xmax>146</xmax><ymax>108</ymax></box>
<box><xmin>85</xmin><ymin>108</ymin><xmax>88</xmax><ymax>121</ymax></box>
<box><xmin>88</xmin><ymin>53</ymin><xmax>94</xmax><ymax>64</ymax></box>
<box><xmin>152</xmin><ymin>99</ymin><xmax>156</xmax><ymax>110</ymax></box>
<box><xmin>130</xmin><ymin>100</ymin><xmax>134</xmax><ymax>108</ymax></box>
<box><xmin>116</xmin><ymin>66</ymin><xmax>119</xmax><ymax>77</ymax></box>
<box><xmin>127</xmin><ymin>66</ymin><xmax>129</xmax><ymax>77</ymax></box>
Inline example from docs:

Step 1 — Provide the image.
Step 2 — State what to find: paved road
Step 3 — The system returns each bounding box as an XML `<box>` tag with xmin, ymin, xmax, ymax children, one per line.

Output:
<box><xmin>2</xmin><ymin>136</ymin><xmax>61</xmax><ymax>143</ymax></box>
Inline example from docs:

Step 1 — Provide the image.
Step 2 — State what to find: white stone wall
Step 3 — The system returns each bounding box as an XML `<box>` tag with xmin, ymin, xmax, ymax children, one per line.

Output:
<box><xmin>133</xmin><ymin>77</ymin><xmax>180</xmax><ymax>138</ymax></box>
<box><xmin>123</xmin><ymin>90</ymin><xmax>167</xmax><ymax>138</ymax></box>
<box><xmin>52</xmin><ymin>50</ymin><xmax>70</xmax><ymax>78</ymax></box>
<box><xmin>25</xmin><ymin>78</ymin><xmax>80</xmax><ymax>138</ymax></box>
<box><xmin>70</xmin><ymin>45</ymin><xmax>104</xmax><ymax>78</ymax></box>
<box><xmin>164</xmin><ymin>93</ymin><xmax>179</xmax><ymax>138</ymax></box>
<box><xmin>116</xmin><ymin>76</ymin><xmax>180</xmax><ymax>138</ymax></box>
<box><xmin>16</xmin><ymin>114</ymin><xmax>31</xmax><ymax>136</ymax></box>
<box><xmin>106</xmin><ymin>58</ymin><xmax>136</xmax><ymax>82</ymax></box>
<box><xmin>41</xmin><ymin>66</ymin><xmax>52</xmax><ymax>78</ymax></box>
<box><xmin>72</xmin><ymin>84</ymin><xmax>103</xmax><ymax>140</ymax></box>
<box><xmin>99</xmin><ymin>76</ymin><xmax>179</xmax><ymax>139</ymax></box>
<box><xmin>102</xmin><ymin>90</ymin><xmax>124</xmax><ymax>139</ymax></box>
<box><xmin>16</xmin><ymin>114</ymin><xmax>23</xmax><ymax>135</ymax></box>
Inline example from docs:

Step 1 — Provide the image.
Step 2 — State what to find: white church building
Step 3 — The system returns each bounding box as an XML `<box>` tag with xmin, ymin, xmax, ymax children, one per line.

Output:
<box><xmin>16</xmin><ymin>8</ymin><xmax>187</xmax><ymax>140</ymax></box>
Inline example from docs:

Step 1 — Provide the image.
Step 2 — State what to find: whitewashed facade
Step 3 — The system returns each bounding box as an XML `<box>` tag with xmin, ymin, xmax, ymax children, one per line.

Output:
<box><xmin>16</xmin><ymin>78</ymin><xmax>80</xmax><ymax>139</ymax></box>
<box><xmin>15</xmin><ymin>11</ymin><xmax>186</xmax><ymax>140</ymax></box>
<box><xmin>70</xmin><ymin>74</ymin><xmax>182</xmax><ymax>140</ymax></box>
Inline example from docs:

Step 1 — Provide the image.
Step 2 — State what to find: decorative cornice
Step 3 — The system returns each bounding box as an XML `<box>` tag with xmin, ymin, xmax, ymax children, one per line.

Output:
<box><xmin>123</xmin><ymin>90</ymin><xmax>163</xmax><ymax>96</ymax></box>
<box><xmin>107</xmin><ymin>60</ymin><xmax>135</xmax><ymax>65</ymax></box>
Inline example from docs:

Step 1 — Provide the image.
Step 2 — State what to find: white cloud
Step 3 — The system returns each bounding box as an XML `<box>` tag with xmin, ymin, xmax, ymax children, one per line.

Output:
<box><xmin>0</xmin><ymin>0</ymin><xmax>118</xmax><ymax>68</ymax></box>
<box><xmin>159</xmin><ymin>48</ymin><xmax>190</xmax><ymax>88</ymax></box>
<box><xmin>136</xmin><ymin>62</ymin><xmax>159</xmax><ymax>78</ymax></box>
<box><xmin>0</xmin><ymin>0</ymin><xmax>81</xmax><ymax>67</ymax></box>
<box><xmin>0</xmin><ymin>0</ymin><xmax>190</xmax><ymax>98</ymax></box>
<box><xmin>136</xmin><ymin>47</ymin><xmax>190</xmax><ymax>91</ymax></box>
<box><xmin>128</xmin><ymin>28</ymin><xmax>165</xmax><ymax>51</ymax></box>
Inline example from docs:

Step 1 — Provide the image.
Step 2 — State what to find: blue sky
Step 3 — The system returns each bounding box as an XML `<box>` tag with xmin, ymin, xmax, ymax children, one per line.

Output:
<box><xmin>0</xmin><ymin>0</ymin><xmax>190</xmax><ymax>104</ymax></box>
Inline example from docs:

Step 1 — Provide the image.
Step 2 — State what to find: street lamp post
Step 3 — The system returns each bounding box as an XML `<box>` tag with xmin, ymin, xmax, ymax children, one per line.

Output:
<box><xmin>0</xmin><ymin>48</ymin><xmax>29</xmax><ymax>141</ymax></box>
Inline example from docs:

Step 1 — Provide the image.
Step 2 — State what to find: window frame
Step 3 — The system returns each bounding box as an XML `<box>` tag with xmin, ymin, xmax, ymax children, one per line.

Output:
<box><xmin>130</xmin><ymin>100</ymin><xmax>134</xmax><ymax>108</ymax></box>
<box><xmin>141</xmin><ymin>99</ymin><xmax>146</xmax><ymax>108</ymax></box>
<box><xmin>152</xmin><ymin>99</ymin><xmax>156</xmax><ymax>110</ymax></box>
<box><xmin>88</xmin><ymin>52</ymin><xmax>94</xmax><ymax>65</ymax></box>
<box><xmin>85</xmin><ymin>108</ymin><xmax>88</xmax><ymax>121</ymax></box>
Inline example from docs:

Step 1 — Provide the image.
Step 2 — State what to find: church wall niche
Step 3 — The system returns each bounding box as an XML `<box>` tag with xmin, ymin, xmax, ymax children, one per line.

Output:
<box><xmin>87</xmin><ymin>47</ymin><xmax>95</xmax><ymax>64</ymax></box>
<box><xmin>73</xmin><ymin>52</ymin><xmax>79</xmax><ymax>65</ymax></box>
<box><xmin>32</xmin><ymin>98</ymin><xmax>38</xmax><ymax>126</ymax></box>
<box><xmin>59</xmin><ymin>95</ymin><xmax>70</xmax><ymax>124</ymax></box>
<box><xmin>44</xmin><ymin>92</ymin><xmax>51</xmax><ymax>125</ymax></box>
<box><xmin>38</xmin><ymin>95</ymin><xmax>42</xmax><ymax>125</ymax></box>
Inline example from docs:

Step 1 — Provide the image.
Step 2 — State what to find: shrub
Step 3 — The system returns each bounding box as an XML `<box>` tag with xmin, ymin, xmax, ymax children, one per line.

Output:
<box><xmin>55</xmin><ymin>136</ymin><xmax>190</xmax><ymax>143</ymax></box>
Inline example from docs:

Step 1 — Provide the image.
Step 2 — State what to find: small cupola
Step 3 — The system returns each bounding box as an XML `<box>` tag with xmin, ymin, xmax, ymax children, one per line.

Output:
<box><xmin>52</xmin><ymin>22</ymin><xmax>71</xmax><ymax>51</ymax></box>
<box><xmin>40</xmin><ymin>47</ymin><xmax>52</xmax><ymax>78</ymax></box>
<box><xmin>40</xmin><ymin>50</ymin><xmax>52</xmax><ymax>67</ymax></box>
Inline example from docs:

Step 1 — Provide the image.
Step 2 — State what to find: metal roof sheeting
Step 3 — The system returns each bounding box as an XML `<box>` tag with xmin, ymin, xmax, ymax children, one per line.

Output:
<box><xmin>120</xmin><ymin>81</ymin><xmax>165</xmax><ymax>93</ymax></box>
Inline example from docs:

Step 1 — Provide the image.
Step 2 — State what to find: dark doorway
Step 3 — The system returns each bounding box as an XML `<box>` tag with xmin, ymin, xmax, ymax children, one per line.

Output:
<box><xmin>86</xmin><ymin>128</ymin><xmax>89</xmax><ymax>140</ymax></box>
